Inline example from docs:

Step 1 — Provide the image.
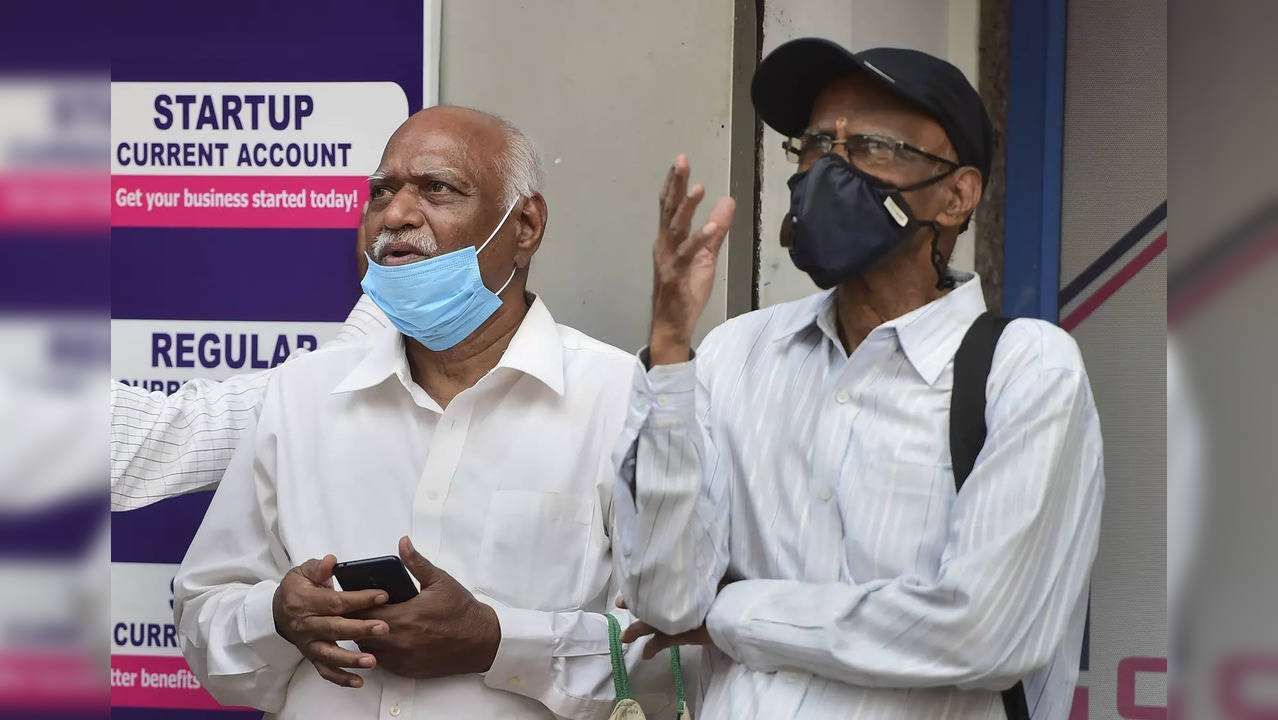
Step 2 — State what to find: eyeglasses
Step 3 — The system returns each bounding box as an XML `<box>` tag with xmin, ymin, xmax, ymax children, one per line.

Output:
<box><xmin>782</xmin><ymin>132</ymin><xmax>959</xmax><ymax>171</ymax></box>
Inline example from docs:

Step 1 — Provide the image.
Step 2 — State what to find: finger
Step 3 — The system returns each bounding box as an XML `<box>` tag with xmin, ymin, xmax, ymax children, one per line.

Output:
<box><xmin>676</xmin><ymin>197</ymin><xmax>736</xmax><ymax>261</ymax></box>
<box><xmin>702</xmin><ymin>196</ymin><xmax>737</xmax><ymax>256</ymax></box>
<box><xmin>399</xmin><ymin>536</ymin><xmax>438</xmax><ymax>586</ymax></box>
<box><xmin>306</xmin><ymin>640</ymin><xmax>377</xmax><ymax>670</ymax></box>
<box><xmin>666</xmin><ymin>155</ymin><xmax>690</xmax><ymax>218</ymax></box>
<box><xmin>666</xmin><ymin>184</ymin><xmax>705</xmax><ymax>247</ymax></box>
<box><xmin>615</xmin><ymin>595</ymin><xmax>627</xmax><ymax>610</ymax></box>
<box><xmin>706</xmin><ymin>196</ymin><xmax>737</xmax><ymax>234</ymax></box>
<box><xmin>642</xmin><ymin>633</ymin><xmax>676</xmax><ymax>660</ymax></box>
<box><xmin>659</xmin><ymin>163</ymin><xmax>678</xmax><ymax>220</ymax></box>
<box><xmin>313</xmin><ymin>660</ymin><xmax>364</xmax><ymax>689</ymax></box>
<box><xmin>675</xmin><ymin>222</ymin><xmax>720</xmax><ymax>263</ymax></box>
<box><xmin>307</xmin><ymin>614</ymin><xmax>389</xmax><ymax>642</ymax></box>
<box><xmin>302</xmin><ymin>583</ymin><xmax>389</xmax><ymax>616</ymax></box>
<box><xmin>619</xmin><ymin>621</ymin><xmax>657</xmax><ymax>644</ymax></box>
<box><xmin>298</xmin><ymin>555</ymin><xmax>337</xmax><ymax>587</ymax></box>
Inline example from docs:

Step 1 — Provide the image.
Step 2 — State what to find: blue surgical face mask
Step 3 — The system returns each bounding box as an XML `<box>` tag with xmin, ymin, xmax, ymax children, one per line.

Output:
<box><xmin>360</xmin><ymin>200</ymin><xmax>519</xmax><ymax>351</ymax></box>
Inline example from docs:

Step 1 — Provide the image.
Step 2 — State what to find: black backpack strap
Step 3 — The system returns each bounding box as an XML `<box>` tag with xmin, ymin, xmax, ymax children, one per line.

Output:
<box><xmin>950</xmin><ymin>312</ymin><xmax>1012</xmax><ymax>491</ymax></box>
<box><xmin>949</xmin><ymin>312</ymin><xmax>1029</xmax><ymax>720</ymax></box>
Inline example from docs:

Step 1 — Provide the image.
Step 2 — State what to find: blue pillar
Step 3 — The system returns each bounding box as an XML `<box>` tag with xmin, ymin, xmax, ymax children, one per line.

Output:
<box><xmin>1003</xmin><ymin>0</ymin><xmax>1066</xmax><ymax>321</ymax></box>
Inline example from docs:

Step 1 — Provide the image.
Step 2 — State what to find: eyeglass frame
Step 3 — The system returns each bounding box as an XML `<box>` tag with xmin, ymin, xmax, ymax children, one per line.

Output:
<box><xmin>781</xmin><ymin>132</ymin><xmax>961</xmax><ymax>171</ymax></box>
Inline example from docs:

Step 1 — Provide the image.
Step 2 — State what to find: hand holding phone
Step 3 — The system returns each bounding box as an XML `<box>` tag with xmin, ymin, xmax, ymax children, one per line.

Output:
<box><xmin>333</xmin><ymin>555</ymin><xmax>420</xmax><ymax>604</ymax></box>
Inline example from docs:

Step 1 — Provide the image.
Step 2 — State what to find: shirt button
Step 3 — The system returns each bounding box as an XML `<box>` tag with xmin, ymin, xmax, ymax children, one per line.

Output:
<box><xmin>509</xmin><ymin>676</ymin><xmax>522</xmax><ymax>687</ymax></box>
<box><xmin>389</xmin><ymin>705</ymin><xmax>401</xmax><ymax>717</ymax></box>
<box><xmin>819</xmin><ymin>486</ymin><xmax>833</xmax><ymax>502</ymax></box>
<box><xmin>656</xmin><ymin>394</ymin><xmax>670</xmax><ymax>407</ymax></box>
<box><xmin>427</xmin><ymin>489</ymin><xmax>440</xmax><ymax>501</ymax></box>
<box><xmin>835</xmin><ymin>389</ymin><xmax>850</xmax><ymax>404</ymax></box>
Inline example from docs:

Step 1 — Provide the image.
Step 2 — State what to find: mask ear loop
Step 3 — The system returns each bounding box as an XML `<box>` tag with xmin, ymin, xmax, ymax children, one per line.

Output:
<box><xmin>478</xmin><ymin>198</ymin><xmax>523</xmax><ymax>297</ymax></box>
<box><xmin>927</xmin><ymin>222</ymin><xmax>955</xmax><ymax>291</ymax></box>
<box><xmin>494</xmin><ymin>264</ymin><xmax>518</xmax><ymax>296</ymax></box>
<box><xmin>896</xmin><ymin>168</ymin><xmax>958</xmax><ymax>292</ymax></box>
<box><xmin>477</xmin><ymin>199</ymin><xmax>521</xmax><ymax>254</ymax></box>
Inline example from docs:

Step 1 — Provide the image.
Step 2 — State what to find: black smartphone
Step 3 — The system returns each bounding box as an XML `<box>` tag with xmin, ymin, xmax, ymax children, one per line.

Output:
<box><xmin>333</xmin><ymin>555</ymin><xmax>419</xmax><ymax>604</ymax></box>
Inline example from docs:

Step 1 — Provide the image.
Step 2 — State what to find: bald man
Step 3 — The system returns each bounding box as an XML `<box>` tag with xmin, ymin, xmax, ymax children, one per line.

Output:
<box><xmin>174</xmin><ymin>107</ymin><xmax>686</xmax><ymax>719</ymax></box>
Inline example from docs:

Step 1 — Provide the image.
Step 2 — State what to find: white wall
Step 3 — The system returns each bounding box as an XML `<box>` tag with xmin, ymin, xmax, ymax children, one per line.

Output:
<box><xmin>757</xmin><ymin>0</ymin><xmax>981</xmax><ymax>308</ymax></box>
<box><xmin>436</xmin><ymin>0</ymin><xmax>740</xmax><ymax>352</ymax></box>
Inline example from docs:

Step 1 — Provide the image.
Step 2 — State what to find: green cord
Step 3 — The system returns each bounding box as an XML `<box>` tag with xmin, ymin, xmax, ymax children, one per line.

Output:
<box><xmin>670</xmin><ymin>645</ymin><xmax>686</xmax><ymax>719</ymax></box>
<box><xmin>607</xmin><ymin>613</ymin><xmax>688</xmax><ymax>718</ymax></box>
<box><xmin>605</xmin><ymin>614</ymin><xmax>633</xmax><ymax>701</ymax></box>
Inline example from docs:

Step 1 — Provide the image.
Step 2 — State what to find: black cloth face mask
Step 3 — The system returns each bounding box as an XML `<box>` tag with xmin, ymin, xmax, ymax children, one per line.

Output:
<box><xmin>781</xmin><ymin>153</ymin><xmax>954</xmax><ymax>290</ymax></box>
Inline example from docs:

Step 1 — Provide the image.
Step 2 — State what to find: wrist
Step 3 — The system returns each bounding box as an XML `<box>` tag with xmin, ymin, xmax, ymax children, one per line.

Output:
<box><xmin>649</xmin><ymin>327</ymin><xmax>692</xmax><ymax>366</ymax></box>
<box><xmin>270</xmin><ymin>587</ymin><xmax>293</xmax><ymax>645</ymax></box>
<box><xmin>471</xmin><ymin>601</ymin><xmax>501</xmax><ymax>673</ymax></box>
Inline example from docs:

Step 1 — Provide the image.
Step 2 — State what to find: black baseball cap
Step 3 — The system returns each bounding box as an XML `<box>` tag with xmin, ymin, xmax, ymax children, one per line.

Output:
<box><xmin>752</xmin><ymin>38</ymin><xmax>993</xmax><ymax>186</ymax></box>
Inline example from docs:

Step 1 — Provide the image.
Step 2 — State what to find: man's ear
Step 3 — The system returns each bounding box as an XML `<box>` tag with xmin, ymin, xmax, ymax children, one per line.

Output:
<box><xmin>934</xmin><ymin>167</ymin><xmax>982</xmax><ymax>230</ymax></box>
<box><xmin>513</xmin><ymin>193</ymin><xmax>547</xmax><ymax>268</ymax></box>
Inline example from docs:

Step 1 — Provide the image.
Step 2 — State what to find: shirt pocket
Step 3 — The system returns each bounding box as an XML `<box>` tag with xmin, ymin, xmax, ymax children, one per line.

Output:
<box><xmin>475</xmin><ymin>489</ymin><xmax>595</xmax><ymax>612</ymax></box>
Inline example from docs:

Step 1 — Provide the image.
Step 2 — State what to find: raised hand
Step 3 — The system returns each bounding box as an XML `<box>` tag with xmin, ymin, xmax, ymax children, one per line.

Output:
<box><xmin>649</xmin><ymin>155</ymin><xmax>736</xmax><ymax>366</ymax></box>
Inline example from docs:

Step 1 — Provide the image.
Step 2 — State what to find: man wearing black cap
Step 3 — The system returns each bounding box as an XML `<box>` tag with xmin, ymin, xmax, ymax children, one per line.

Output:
<box><xmin>612</xmin><ymin>39</ymin><xmax>1104</xmax><ymax>719</ymax></box>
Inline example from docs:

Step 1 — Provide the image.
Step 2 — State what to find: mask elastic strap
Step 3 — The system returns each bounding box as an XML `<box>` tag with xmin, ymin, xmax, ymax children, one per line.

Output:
<box><xmin>928</xmin><ymin>222</ymin><xmax>955</xmax><ymax>291</ymax></box>
<box><xmin>477</xmin><ymin>199</ymin><xmax>521</xmax><ymax>255</ymax></box>
<box><xmin>494</xmin><ymin>265</ymin><xmax>518</xmax><ymax>296</ymax></box>
<box><xmin>898</xmin><ymin>166</ymin><xmax>957</xmax><ymax>193</ymax></box>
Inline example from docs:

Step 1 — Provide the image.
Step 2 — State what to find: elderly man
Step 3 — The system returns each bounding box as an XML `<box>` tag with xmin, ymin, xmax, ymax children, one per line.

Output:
<box><xmin>614</xmin><ymin>41</ymin><xmax>1104</xmax><ymax>719</ymax></box>
<box><xmin>174</xmin><ymin>107</ymin><xmax>685</xmax><ymax>719</ymax></box>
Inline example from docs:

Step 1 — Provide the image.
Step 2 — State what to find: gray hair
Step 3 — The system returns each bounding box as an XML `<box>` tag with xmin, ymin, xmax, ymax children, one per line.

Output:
<box><xmin>491</xmin><ymin>115</ymin><xmax>545</xmax><ymax>206</ymax></box>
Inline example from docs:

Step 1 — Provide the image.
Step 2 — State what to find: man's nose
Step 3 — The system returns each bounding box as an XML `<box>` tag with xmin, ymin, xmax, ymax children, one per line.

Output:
<box><xmin>381</xmin><ymin>186</ymin><xmax>426</xmax><ymax>230</ymax></box>
<box><xmin>831</xmin><ymin>117</ymin><xmax>852</xmax><ymax>162</ymax></box>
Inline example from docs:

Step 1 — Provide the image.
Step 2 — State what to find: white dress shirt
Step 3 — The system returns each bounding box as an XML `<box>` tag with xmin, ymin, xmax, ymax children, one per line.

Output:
<box><xmin>110</xmin><ymin>294</ymin><xmax>390</xmax><ymax>510</ymax></box>
<box><xmin>173</xmin><ymin>296</ymin><xmax>688</xmax><ymax>719</ymax></box>
<box><xmin>613</xmin><ymin>273</ymin><xmax>1105</xmax><ymax>719</ymax></box>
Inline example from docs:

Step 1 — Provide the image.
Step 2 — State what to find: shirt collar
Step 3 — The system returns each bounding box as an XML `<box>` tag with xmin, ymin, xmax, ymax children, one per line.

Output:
<box><xmin>769</xmin><ymin>272</ymin><xmax>987</xmax><ymax>386</ymax></box>
<box><xmin>493</xmin><ymin>294</ymin><xmax>565</xmax><ymax>395</ymax></box>
<box><xmin>887</xmin><ymin>271</ymin><xmax>987</xmax><ymax>385</ymax></box>
<box><xmin>770</xmin><ymin>289</ymin><xmax>838</xmax><ymax>343</ymax></box>
<box><xmin>331</xmin><ymin>294</ymin><xmax>565</xmax><ymax>397</ymax></box>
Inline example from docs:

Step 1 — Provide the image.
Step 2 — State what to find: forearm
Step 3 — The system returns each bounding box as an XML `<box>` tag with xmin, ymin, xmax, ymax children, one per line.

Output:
<box><xmin>109</xmin><ymin>297</ymin><xmax>386</xmax><ymax>512</ymax></box>
<box><xmin>706</xmin><ymin>371</ymin><xmax>1105</xmax><ymax>690</ymax></box>
<box><xmin>110</xmin><ymin>374</ymin><xmax>268</xmax><ymax>510</ymax></box>
<box><xmin>612</xmin><ymin>356</ymin><xmax>727</xmax><ymax>634</ymax></box>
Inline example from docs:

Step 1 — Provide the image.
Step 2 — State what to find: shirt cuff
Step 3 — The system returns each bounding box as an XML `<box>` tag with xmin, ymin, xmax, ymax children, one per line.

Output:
<box><xmin>242</xmin><ymin>579</ymin><xmax>303</xmax><ymax>667</ymax></box>
<box><xmin>632</xmin><ymin>348</ymin><xmax>697</xmax><ymax>425</ymax></box>
<box><xmin>483</xmin><ymin>602</ymin><xmax>555</xmax><ymax>696</ymax></box>
<box><xmin>637</xmin><ymin>345</ymin><xmax>696</xmax><ymax>371</ymax></box>
<box><xmin>705</xmin><ymin>579</ymin><xmax>762</xmax><ymax>665</ymax></box>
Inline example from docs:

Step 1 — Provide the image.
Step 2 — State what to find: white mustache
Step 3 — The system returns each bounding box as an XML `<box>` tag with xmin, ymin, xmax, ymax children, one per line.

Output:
<box><xmin>369</xmin><ymin>229</ymin><xmax>439</xmax><ymax>262</ymax></box>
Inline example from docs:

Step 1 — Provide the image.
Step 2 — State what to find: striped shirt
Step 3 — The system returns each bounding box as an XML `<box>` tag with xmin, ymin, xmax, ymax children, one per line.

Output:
<box><xmin>109</xmin><ymin>295</ymin><xmax>390</xmax><ymax>511</ymax></box>
<box><xmin>612</xmin><ymin>272</ymin><xmax>1104</xmax><ymax>719</ymax></box>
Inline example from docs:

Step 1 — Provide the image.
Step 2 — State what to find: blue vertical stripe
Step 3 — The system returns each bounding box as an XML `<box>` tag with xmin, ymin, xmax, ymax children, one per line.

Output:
<box><xmin>1005</xmin><ymin>0</ymin><xmax>1067</xmax><ymax>321</ymax></box>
